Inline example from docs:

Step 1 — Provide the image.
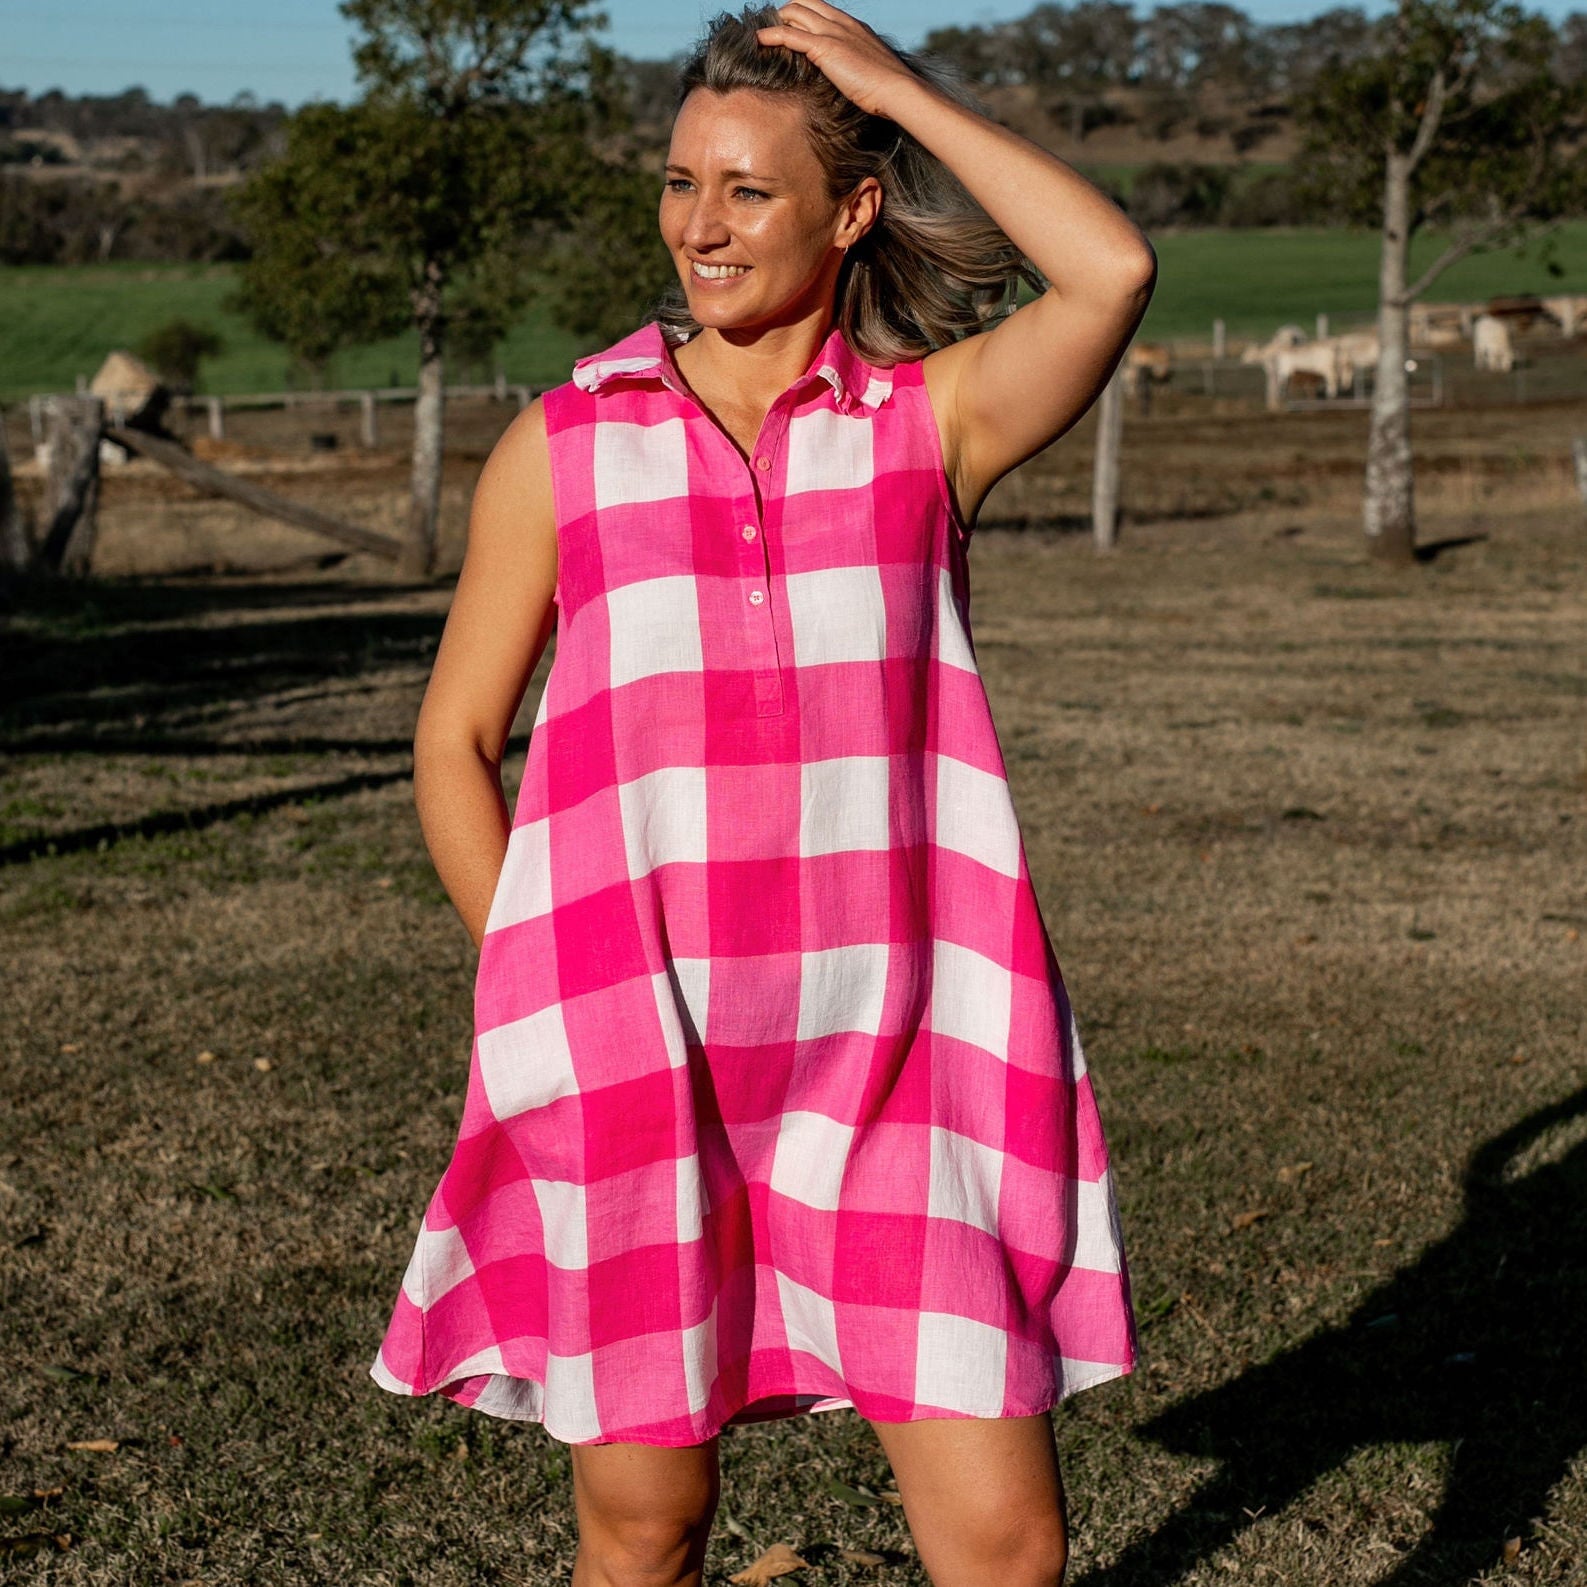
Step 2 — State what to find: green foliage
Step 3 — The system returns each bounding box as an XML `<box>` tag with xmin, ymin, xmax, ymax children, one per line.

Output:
<box><xmin>342</xmin><ymin>0</ymin><xmax>602</xmax><ymax>109</ymax></box>
<box><xmin>1296</xmin><ymin>0</ymin><xmax>1587</xmax><ymax>272</ymax></box>
<box><xmin>134</xmin><ymin>317</ymin><xmax>225</xmax><ymax>391</ymax></box>
<box><xmin>540</xmin><ymin>156</ymin><xmax>678</xmax><ymax>345</ymax></box>
<box><xmin>229</xmin><ymin>0</ymin><xmax>618</xmax><ymax>374</ymax></box>
<box><xmin>1126</xmin><ymin>161</ymin><xmax>1234</xmax><ymax>228</ymax></box>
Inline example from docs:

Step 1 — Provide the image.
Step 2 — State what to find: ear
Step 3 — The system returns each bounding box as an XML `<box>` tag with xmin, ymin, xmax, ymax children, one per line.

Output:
<box><xmin>835</xmin><ymin>175</ymin><xmax>883</xmax><ymax>250</ymax></box>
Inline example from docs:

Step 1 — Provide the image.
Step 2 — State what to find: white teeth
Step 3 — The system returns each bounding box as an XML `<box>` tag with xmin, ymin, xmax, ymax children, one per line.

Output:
<box><xmin>692</xmin><ymin>262</ymin><xmax>749</xmax><ymax>279</ymax></box>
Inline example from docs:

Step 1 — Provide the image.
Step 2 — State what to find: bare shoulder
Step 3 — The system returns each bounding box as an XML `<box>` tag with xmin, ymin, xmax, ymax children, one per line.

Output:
<box><xmin>475</xmin><ymin>398</ymin><xmax>552</xmax><ymax>514</ymax></box>
<box><xmin>465</xmin><ymin>396</ymin><xmax>557</xmax><ymax>565</ymax></box>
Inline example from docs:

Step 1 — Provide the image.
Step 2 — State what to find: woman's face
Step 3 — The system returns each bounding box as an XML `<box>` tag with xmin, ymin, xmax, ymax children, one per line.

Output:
<box><xmin>661</xmin><ymin>87</ymin><xmax>877</xmax><ymax>335</ymax></box>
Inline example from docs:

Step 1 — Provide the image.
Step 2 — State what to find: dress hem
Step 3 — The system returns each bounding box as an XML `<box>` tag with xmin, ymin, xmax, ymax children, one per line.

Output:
<box><xmin>368</xmin><ymin>1353</ymin><xmax>1136</xmax><ymax>1448</ymax></box>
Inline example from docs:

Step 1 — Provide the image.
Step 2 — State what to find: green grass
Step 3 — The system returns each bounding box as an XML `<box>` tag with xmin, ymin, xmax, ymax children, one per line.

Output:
<box><xmin>3</xmin><ymin>220</ymin><xmax>1586</xmax><ymax>400</ymax></box>
<box><xmin>1141</xmin><ymin>221</ymin><xmax>1587</xmax><ymax>340</ymax></box>
<box><xmin>0</xmin><ymin>261</ymin><xmax>586</xmax><ymax>401</ymax></box>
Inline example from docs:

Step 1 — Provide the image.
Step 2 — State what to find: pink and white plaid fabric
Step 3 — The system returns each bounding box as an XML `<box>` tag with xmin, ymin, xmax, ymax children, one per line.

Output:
<box><xmin>370</xmin><ymin>321</ymin><xmax>1138</xmax><ymax>1446</ymax></box>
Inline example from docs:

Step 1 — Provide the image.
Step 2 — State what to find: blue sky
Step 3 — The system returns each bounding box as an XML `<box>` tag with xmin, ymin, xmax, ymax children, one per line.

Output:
<box><xmin>3</xmin><ymin>0</ymin><xmax>1580</xmax><ymax>106</ymax></box>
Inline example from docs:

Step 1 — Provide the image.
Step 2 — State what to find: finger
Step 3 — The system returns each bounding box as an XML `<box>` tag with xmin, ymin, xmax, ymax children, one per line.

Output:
<box><xmin>756</xmin><ymin>24</ymin><xmax>817</xmax><ymax>51</ymax></box>
<box><xmin>782</xmin><ymin>0</ymin><xmax>865</xmax><ymax>25</ymax></box>
<box><xmin>771</xmin><ymin>3</ymin><xmax>841</xmax><ymax>34</ymax></box>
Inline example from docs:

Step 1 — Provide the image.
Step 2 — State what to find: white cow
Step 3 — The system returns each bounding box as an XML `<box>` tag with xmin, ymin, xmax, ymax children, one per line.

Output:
<box><xmin>1472</xmin><ymin>314</ymin><xmax>1514</xmax><ymax>372</ymax></box>
<box><xmin>1264</xmin><ymin>341</ymin><xmax>1346</xmax><ymax>409</ymax></box>
<box><xmin>1240</xmin><ymin>323</ymin><xmax>1309</xmax><ymax>365</ymax></box>
<box><xmin>1332</xmin><ymin>330</ymin><xmax>1380</xmax><ymax>390</ymax></box>
<box><xmin>1541</xmin><ymin>295</ymin><xmax>1587</xmax><ymax>338</ymax></box>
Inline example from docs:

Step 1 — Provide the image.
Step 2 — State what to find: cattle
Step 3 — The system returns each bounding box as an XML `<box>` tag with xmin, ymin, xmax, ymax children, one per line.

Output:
<box><xmin>1331</xmin><ymin>331</ymin><xmax>1380</xmax><ymax>391</ymax></box>
<box><xmin>1120</xmin><ymin>341</ymin><xmax>1173</xmax><ymax>411</ymax></box>
<box><xmin>1541</xmin><ymin>295</ymin><xmax>1587</xmax><ymax>338</ymax></box>
<box><xmin>1482</xmin><ymin>295</ymin><xmax>1548</xmax><ymax>334</ymax></box>
<box><xmin>1472</xmin><ymin>314</ymin><xmax>1514</xmax><ymax>373</ymax></box>
<box><xmin>1240</xmin><ymin>324</ymin><xmax>1309</xmax><ymax>365</ymax></box>
<box><xmin>1263</xmin><ymin>341</ymin><xmax>1346</xmax><ymax>409</ymax></box>
<box><xmin>1410</xmin><ymin>301</ymin><xmax>1467</xmax><ymax>346</ymax></box>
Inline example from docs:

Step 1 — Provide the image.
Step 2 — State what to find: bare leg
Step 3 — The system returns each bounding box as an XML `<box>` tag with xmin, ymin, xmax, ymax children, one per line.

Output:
<box><xmin>867</xmin><ymin>1413</ymin><xmax>1070</xmax><ymax>1587</ymax></box>
<box><xmin>567</xmin><ymin>1435</ymin><xmax>721</xmax><ymax>1587</ymax></box>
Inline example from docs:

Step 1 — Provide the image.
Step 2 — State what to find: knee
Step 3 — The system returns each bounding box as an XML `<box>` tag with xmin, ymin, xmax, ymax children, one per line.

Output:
<box><xmin>1006</xmin><ymin>1523</ymin><xmax>1068</xmax><ymax>1587</ymax></box>
<box><xmin>954</xmin><ymin>1514</ymin><xmax>1068</xmax><ymax>1587</ymax></box>
<box><xmin>575</xmin><ymin>1514</ymin><xmax>711</xmax><ymax>1586</ymax></box>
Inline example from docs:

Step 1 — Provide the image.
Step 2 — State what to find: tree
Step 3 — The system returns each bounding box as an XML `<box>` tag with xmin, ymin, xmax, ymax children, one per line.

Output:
<box><xmin>1298</xmin><ymin>0</ymin><xmax>1587</xmax><ymax>564</ymax></box>
<box><xmin>232</xmin><ymin>0</ymin><xmax>611</xmax><ymax>578</ymax></box>
<box><xmin>540</xmin><ymin>158</ymin><xmax>677</xmax><ymax>348</ymax></box>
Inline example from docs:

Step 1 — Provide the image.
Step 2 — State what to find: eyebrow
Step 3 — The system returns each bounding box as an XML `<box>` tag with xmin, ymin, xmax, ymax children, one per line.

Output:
<box><xmin>664</xmin><ymin>163</ymin><xmax>775</xmax><ymax>182</ymax></box>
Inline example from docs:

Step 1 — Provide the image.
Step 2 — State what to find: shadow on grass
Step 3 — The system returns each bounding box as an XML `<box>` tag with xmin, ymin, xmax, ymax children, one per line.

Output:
<box><xmin>1081</xmin><ymin>1087</ymin><xmax>1587</xmax><ymax>1586</ymax></box>
<box><xmin>0</xmin><ymin>575</ymin><xmax>451</xmax><ymax>742</ymax></box>
<box><xmin>0</xmin><ymin>767</ymin><xmax>415</xmax><ymax>867</ymax></box>
<box><xmin>1414</xmin><ymin>533</ymin><xmax>1490</xmax><ymax>563</ymax></box>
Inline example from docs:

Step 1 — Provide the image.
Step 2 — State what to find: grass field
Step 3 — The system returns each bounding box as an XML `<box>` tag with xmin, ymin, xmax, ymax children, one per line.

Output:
<box><xmin>3</xmin><ymin>220</ymin><xmax>1585</xmax><ymax>401</ymax></box>
<box><xmin>1</xmin><ymin>387</ymin><xmax>1584</xmax><ymax>1582</ymax></box>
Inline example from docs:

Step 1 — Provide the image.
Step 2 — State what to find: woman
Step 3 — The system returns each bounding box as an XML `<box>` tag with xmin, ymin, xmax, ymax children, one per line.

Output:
<box><xmin>371</xmin><ymin>4</ymin><xmax>1156</xmax><ymax>1583</ymax></box>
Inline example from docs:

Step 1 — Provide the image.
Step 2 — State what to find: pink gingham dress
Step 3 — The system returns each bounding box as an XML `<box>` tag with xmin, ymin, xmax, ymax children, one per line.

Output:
<box><xmin>370</xmin><ymin>321</ymin><xmax>1138</xmax><ymax>1446</ymax></box>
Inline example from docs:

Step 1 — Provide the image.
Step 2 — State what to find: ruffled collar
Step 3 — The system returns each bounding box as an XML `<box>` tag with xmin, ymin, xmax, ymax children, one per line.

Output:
<box><xmin>571</xmin><ymin>322</ymin><xmax>896</xmax><ymax>417</ymax></box>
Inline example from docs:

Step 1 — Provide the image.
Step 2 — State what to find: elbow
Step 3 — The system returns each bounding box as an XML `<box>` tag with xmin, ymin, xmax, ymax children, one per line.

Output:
<box><xmin>412</xmin><ymin>721</ymin><xmax>501</xmax><ymax>792</ymax></box>
<box><xmin>1118</xmin><ymin>236</ymin><xmax>1158</xmax><ymax>304</ymax></box>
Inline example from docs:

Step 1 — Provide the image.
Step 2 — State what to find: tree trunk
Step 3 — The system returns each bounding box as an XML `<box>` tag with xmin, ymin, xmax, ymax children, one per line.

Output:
<box><xmin>1364</xmin><ymin>152</ymin><xmax>1417</xmax><ymax>565</ymax></box>
<box><xmin>403</xmin><ymin>263</ymin><xmax>446</xmax><ymax>580</ymax></box>
<box><xmin>40</xmin><ymin>395</ymin><xmax>104</xmax><ymax>576</ymax></box>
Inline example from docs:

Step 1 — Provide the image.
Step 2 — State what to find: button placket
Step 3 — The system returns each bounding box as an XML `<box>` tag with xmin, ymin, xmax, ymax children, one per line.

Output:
<box><xmin>742</xmin><ymin>407</ymin><xmax>790</xmax><ymax>716</ymax></box>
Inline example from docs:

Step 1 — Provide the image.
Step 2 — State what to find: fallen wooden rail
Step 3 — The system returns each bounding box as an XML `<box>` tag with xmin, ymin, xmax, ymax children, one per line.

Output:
<box><xmin>107</xmin><ymin>425</ymin><xmax>403</xmax><ymax>563</ymax></box>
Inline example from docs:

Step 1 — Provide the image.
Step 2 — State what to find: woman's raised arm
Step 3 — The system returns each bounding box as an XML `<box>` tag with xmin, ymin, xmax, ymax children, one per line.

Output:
<box><xmin>411</xmin><ymin>399</ymin><xmax>559</xmax><ymax>946</ymax></box>
<box><xmin>757</xmin><ymin>0</ymin><xmax>1157</xmax><ymax>523</ymax></box>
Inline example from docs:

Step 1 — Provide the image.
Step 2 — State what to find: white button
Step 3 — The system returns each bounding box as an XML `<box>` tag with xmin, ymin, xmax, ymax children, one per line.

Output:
<box><xmin>742</xmin><ymin>524</ymin><xmax>758</xmax><ymax>541</ymax></box>
<box><xmin>748</xmin><ymin>589</ymin><xmax>765</xmax><ymax>605</ymax></box>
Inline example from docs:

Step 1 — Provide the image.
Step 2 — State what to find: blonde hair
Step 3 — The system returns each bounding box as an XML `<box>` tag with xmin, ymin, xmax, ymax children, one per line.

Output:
<box><xmin>656</xmin><ymin>5</ymin><xmax>1043</xmax><ymax>364</ymax></box>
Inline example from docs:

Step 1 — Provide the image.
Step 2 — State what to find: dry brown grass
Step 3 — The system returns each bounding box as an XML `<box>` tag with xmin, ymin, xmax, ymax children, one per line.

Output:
<box><xmin>1</xmin><ymin>397</ymin><xmax>1584</xmax><ymax>1583</ymax></box>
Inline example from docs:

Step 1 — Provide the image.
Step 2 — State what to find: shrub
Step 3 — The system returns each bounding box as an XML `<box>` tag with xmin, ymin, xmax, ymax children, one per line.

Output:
<box><xmin>1127</xmin><ymin>162</ymin><xmax>1233</xmax><ymax>228</ymax></box>
<box><xmin>135</xmin><ymin>318</ymin><xmax>224</xmax><ymax>391</ymax></box>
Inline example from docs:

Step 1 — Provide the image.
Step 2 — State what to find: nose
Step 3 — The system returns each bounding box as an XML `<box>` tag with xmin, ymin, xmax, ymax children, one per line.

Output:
<box><xmin>681</xmin><ymin>190</ymin><xmax>731</xmax><ymax>253</ymax></box>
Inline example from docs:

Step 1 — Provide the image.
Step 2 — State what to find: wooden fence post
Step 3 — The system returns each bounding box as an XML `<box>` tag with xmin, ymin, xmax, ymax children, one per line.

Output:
<box><xmin>1212</xmin><ymin>318</ymin><xmax>1226</xmax><ymax>359</ymax></box>
<box><xmin>360</xmin><ymin>391</ymin><xmax>379</xmax><ymax>449</ymax></box>
<box><xmin>0</xmin><ymin>412</ymin><xmax>31</xmax><ymax>572</ymax></box>
<box><xmin>207</xmin><ymin>396</ymin><xmax>225</xmax><ymax>441</ymax></box>
<box><xmin>1092</xmin><ymin>364</ymin><xmax>1125</xmax><ymax>551</ymax></box>
<box><xmin>40</xmin><ymin>394</ymin><xmax>104</xmax><ymax>575</ymax></box>
<box><xmin>1572</xmin><ymin>437</ymin><xmax>1587</xmax><ymax>514</ymax></box>
<box><xmin>1316</xmin><ymin>312</ymin><xmax>1329</xmax><ymax>339</ymax></box>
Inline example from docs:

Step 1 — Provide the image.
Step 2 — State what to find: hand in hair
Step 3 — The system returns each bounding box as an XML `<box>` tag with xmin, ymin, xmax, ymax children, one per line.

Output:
<box><xmin>755</xmin><ymin>0</ymin><xmax>926</xmax><ymax>120</ymax></box>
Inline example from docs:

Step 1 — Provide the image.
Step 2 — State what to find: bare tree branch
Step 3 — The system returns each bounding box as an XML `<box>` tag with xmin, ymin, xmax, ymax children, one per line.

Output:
<box><xmin>1405</xmin><ymin>66</ymin><xmax>1448</xmax><ymax>174</ymax></box>
<box><xmin>1399</xmin><ymin>208</ymin><xmax>1513</xmax><ymax>303</ymax></box>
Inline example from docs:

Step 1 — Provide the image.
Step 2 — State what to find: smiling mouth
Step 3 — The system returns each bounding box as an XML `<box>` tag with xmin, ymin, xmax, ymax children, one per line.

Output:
<box><xmin>691</xmin><ymin>261</ymin><xmax>750</xmax><ymax>280</ymax></box>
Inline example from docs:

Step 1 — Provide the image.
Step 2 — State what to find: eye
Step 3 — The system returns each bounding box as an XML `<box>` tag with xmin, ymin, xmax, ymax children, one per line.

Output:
<box><xmin>733</xmin><ymin>186</ymin><xmax>769</xmax><ymax>201</ymax></box>
<box><xmin>664</xmin><ymin>178</ymin><xmax>693</xmax><ymax>194</ymax></box>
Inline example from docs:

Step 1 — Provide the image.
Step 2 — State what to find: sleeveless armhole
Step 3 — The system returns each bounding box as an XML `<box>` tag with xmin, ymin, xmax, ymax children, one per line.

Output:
<box><xmin>904</xmin><ymin>357</ymin><xmax>974</xmax><ymax>549</ymax></box>
<box><xmin>538</xmin><ymin>383</ymin><xmax>573</xmax><ymax>616</ymax></box>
